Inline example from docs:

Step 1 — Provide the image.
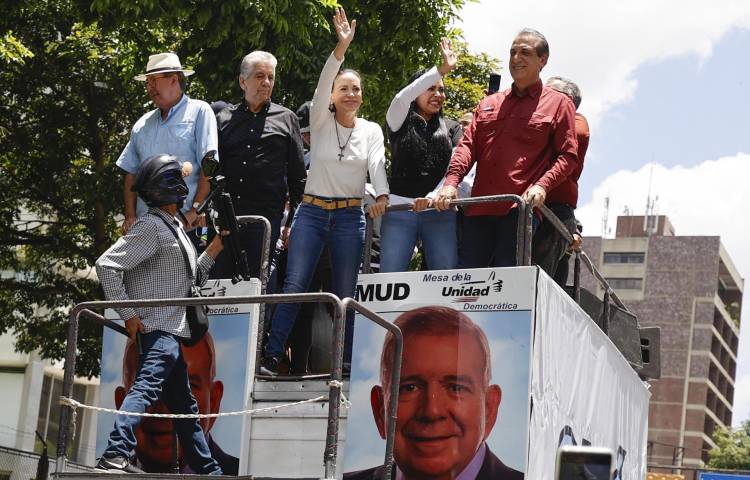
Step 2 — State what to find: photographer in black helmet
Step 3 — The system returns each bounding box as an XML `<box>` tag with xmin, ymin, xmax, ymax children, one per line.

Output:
<box><xmin>94</xmin><ymin>154</ymin><xmax>224</xmax><ymax>474</ymax></box>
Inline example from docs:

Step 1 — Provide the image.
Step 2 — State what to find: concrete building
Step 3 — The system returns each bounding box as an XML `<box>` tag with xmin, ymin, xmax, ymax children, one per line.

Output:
<box><xmin>0</xmin><ymin>329</ymin><xmax>99</xmax><ymax>467</ymax></box>
<box><xmin>579</xmin><ymin>215</ymin><xmax>743</xmax><ymax>478</ymax></box>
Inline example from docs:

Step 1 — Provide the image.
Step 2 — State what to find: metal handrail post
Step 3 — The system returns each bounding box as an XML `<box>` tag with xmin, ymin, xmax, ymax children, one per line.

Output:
<box><xmin>573</xmin><ymin>251</ymin><xmax>582</xmax><ymax>304</ymax></box>
<box><xmin>55</xmin><ymin>292</ymin><xmax>343</xmax><ymax>476</ymax></box>
<box><xmin>538</xmin><ymin>205</ymin><xmax>574</xmax><ymax>244</ymax></box>
<box><xmin>523</xmin><ymin>203</ymin><xmax>534</xmax><ymax>266</ymax></box>
<box><xmin>236</xmin><ymin>215</ymin><xmax>272</xmax><ymax>379</ymax></box>
<box><xmin>323</xmin><ymin>298</ymin><xmax>346</xmax><ymax>478</ymax></box>
<box><xmin>363</xmin><ymin>215</ymin><xmax>375</xmax><ymax>274</ymax></box>
<box><xmin>515</xmin><ymin>203</ymin><xmax>526</xmax><ymax>266</ymax></box>
<box><xmin>602</xmin><ymin>290</ymin><xmax>611</xmax><ymax>334</ymax></box>
<box><xmin>236</xmin><ymin>215</ymin><xmax>272</xmax><ymax>294</ymax></box>
<box><xmin>579</xmin><ymin>252</ymin><xmax>629</xmax><ymax>312</ymax></box>
<box><xmin>343</xmin><ymin>299</ymin><xmax>403</xmax><ymax>480</ymax></box>
<box><xmin>54</xmin><ymin>307</ymin><xmax>81</xmax><ymax>475</ymax></box>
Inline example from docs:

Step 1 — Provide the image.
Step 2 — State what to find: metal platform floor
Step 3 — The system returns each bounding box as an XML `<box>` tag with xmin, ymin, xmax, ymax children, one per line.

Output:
<box><xmin>55</xmin><ymin>474</ymin><xmax>317</xmax><ymax>479</ymax></box>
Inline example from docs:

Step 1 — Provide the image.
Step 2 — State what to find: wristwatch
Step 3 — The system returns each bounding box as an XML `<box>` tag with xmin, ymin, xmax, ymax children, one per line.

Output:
<box><xmin>192</xmin><ymin>201</ymin><xmax>201</xmax><ymax>210</ymax></box>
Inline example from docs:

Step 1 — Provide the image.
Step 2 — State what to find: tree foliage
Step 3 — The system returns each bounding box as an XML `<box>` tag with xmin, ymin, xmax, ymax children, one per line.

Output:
<box><xmin>2</xmin><ymin>0</ymin><xmax>492</xmax><ymax>376</ymax></box>
<box><xmin>708</xmin><ymin>420</ymin><xmax>750</xmax><ymax>470</ymax></box>
<box><xmin>443</xmin><ymin>35</ymin><xmax>502</xmax><ymax>120</ymax></box>
<box><xmin>0</xmin><ymin>0</ymin><xmax>183</xmax><ymax>376</ymax></box>
<box><xmin>85</xmin><ymin>0</ymin><xmax>470</xmax><ymax>122</ymax></box>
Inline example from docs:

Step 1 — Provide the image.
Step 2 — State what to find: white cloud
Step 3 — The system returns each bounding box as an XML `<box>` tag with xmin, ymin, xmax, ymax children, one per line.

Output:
<box><xmin>574</xmin><ymin>154</ymin><xmax>750</xmax><ymax>426</ymax></box>
<box><xmin>458</xmin><ymin>1</ymin><xmax>750</xmax><ymax>126</ymax></box>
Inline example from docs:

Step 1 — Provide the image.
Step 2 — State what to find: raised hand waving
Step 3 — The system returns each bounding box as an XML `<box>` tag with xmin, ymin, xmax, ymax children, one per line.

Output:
<box><xmin>438</xmin><ymin>37</ymin><xmax>458</xmax><ymax>76</ymax></box>
<box><xmin>333</xmin><ymin>7</ymin><xmax>356</xmax><ymax>48</ymax></box>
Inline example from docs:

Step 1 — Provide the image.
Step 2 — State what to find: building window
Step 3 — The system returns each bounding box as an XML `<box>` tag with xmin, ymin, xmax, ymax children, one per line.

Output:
<box><xmin>35</xmin><ymin>375</ymin><xmax>86</xmax><ymax>462</ymax></box>
<box><xmin>603</xmin><ymin>252</ymin><xmax>645</xmax><ymax>264</ymax></box>
<box><xmin>606</xmin><ymin>277</ymin><xmax>643</xmax><ymax>290</ymax></box>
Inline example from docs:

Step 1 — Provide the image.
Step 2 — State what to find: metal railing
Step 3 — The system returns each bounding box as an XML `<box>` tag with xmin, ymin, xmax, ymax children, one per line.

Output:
<box><xmin>56</xmin><ymin>200</ymin><xmax>635</xmax><ymax>479</ymax></box>
<box><xmin>364</xmin><ymin>194</ymin><xmax>535</xmax><ymax>272</ymax></box>
<box><xmin>55</xmin><ymin>293</ymin><xmax>402</xmax><ymax>479</ymax></box>
<box><xmin>364</xmin><ymin>197</ymin><xmax>632</xmax><ymax>319</ymax></box>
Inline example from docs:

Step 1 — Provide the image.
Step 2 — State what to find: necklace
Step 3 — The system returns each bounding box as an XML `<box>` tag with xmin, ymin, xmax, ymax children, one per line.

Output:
<box><xmin>334</xmin><ymin>120</ymin><xmax>355</xmax><ymax>161</ymax></box>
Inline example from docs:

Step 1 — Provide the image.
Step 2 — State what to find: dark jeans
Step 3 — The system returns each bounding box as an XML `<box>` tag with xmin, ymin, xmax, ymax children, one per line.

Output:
<box><xmin>532</xmin><ymin>204</ymin><xmax>577</xmax><ymax>285</ymax></box>
<box><xmin>210</xmin><ymin>216</ymin><xmax>281</xmax><ymax>280</ymax></box>
<box><xmin>289</xmin><ymin>247</ymin><xmax>333</xmax><ymax>374</ymax></box>
<box><xmin>459</xmin><ymin>209</ymin><xmax>537</xmax><ymax>268</ymax></box>
<box><xmin>102</xmin><ymin>331</ymin><xmax>221</xmax><ymax>475</ymax></box>
<box><xmin>265</xmin><ymin>246</ymin><xmax>332</xmax><ymax>374</ymax></box>
<box><xmin>265</xmin><ymin>203</ymin><xmax>364</xmax><ymax>364</ymax></box>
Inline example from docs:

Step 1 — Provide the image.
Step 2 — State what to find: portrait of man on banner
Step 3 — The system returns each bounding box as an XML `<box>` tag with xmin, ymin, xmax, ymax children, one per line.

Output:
<box><xmin>344</xmin><ymin>305</ymin><xmax>531</xmax><ymax>480</ymax></box>
<box><xmin>96</xmin><ymin>283</ymin><xmax>254</xmax><ymax>476</ymax></box>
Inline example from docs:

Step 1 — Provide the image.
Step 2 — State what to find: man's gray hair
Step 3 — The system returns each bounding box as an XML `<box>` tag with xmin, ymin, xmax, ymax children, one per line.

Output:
<box><xmin>517</xmin><ymin>28</ymin><xmax>549</xmax><ymax>58</ymax></box>
<box><xmin>546</xmin><ymin>76</ymin><xmax>582</xmax><ymax>109</ymax></box>
<box><xmin>239</xmin><ymin>50</ymin><xmax>277</xmax><ymax>78</ymax></box>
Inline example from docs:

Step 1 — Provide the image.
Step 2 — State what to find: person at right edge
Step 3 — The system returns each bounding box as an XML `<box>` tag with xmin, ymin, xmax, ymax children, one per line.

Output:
<box><xmin>94</xmin><ymin>154</ymin><xmax>224</xmax><ymax>475</ymax></box>
<box><xmin>532</xmin><ymin>76</ymin><xmax>589</xmax><ymax>285</ymax></box>
<box><xmin>434</xmin><ymin>29</ymin><xmax>579</xmax><ymax>268</ymax></box>
<box><xmin>260</xmin><ymin>7</ymin><xmax>389</xmax><ymax>376</ymax></box>
<box><xmin>379</xmin><ymin>38</ymin><xmax>463</xmax><ymax>272</ymax></box>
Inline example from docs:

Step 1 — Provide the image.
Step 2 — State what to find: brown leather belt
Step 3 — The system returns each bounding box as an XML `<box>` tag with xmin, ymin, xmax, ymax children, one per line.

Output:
<box><xmin>303</xmin><ymin>194</ymin><xmax>362</xmax><ymax>210</ymax></box>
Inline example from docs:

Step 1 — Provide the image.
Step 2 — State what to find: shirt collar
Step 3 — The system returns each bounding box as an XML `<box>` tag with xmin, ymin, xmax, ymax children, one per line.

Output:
<box><xmin>240</xmin><ymin>99</ymin><xmax>271</xmax><ymax>116</ymax></box>
<box><xmin>395</xmin><ymin>442</ymin><xmax>487</xmax><ymax>480</ymax></box>
<box><xmin>511</xmin><ymin>79</ymin><xmax>543</xmax><ymax>99</ymax></box>
<box><xmin>149</xmin><ymin>207</ymin><xmax>181</xmax><ymax>227</ymax></box>
<box><xmin>161</xmin><ymin>94</ymin><xmax>188</xmax><ymax>122</ymax></box>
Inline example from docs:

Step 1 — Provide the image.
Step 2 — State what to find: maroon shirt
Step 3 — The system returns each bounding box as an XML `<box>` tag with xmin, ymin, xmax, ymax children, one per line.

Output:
<box><xmin>546</xmin><ymin>112</ymin><xmax>590</xmax><ymax>207</ymax></box>
<box><xmin>445</xmin><ymin>80</ymin><xmax>579</xmax><ymax>216</ymax></box>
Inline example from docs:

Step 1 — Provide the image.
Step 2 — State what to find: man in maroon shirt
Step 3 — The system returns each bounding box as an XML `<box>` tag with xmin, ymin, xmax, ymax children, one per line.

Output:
<box><xmin>435</xmin><ymin>29</ymin><xmax>579</xmax><ymax>268</ymax></box>
<box><xmin>532</xmin><ymin>76</ymin><xmax>589</xmax><ymax>285</ymax></box>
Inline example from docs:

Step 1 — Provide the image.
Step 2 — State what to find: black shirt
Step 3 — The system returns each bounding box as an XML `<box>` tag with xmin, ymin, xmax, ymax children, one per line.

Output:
<box><xmin>216</xmin><ymin>101</ymin><xmax>306</xmax><ymax>221</ymax></box>
<box><xmin>388</xmin><ymin>112</ymin><xmax>463</xmax><ymax>198</ymax></box>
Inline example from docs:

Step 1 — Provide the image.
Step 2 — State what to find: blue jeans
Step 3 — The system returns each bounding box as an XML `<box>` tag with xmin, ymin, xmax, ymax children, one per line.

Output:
<box><xmin>380</xmin><ymin>209</ymin><xmax>457</xmax><ymax>272</ymax></box>
<box><xmin>459</xmin><ymin>209</ymin><xmax>538</xmax><ymax>268</ymax></box>
<box><xmin>102</xmin><ymin>331</ymin><xmax>222</xmax><ymax>475</ymax></box>
<box><xmin>265</xmin><ymin>203</ymin><xmax>365</xmax><ymax>362</ymax></box>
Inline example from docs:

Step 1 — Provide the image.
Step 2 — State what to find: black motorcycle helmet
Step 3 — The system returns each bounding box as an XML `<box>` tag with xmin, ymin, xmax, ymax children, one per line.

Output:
<box><xmin>131</xmin><ymin>154</ymin><xmax>189</xmax><ymax>208</ymax></box>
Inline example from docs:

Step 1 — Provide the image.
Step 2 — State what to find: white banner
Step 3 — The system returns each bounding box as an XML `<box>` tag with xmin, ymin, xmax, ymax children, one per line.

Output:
<box><xmin>98</xmin><ymin>279</ymin><xmax>260</xmax><ymax>476</ymax></box>
<box><xmin>528</xmin><ymin>272</ymin><xmax>650</xmax><ymax>480</ymax></box>
<box><xmin>344</xmin><ymin>267</ymin><xmax>535</xmax><ymax>479</ymax></box>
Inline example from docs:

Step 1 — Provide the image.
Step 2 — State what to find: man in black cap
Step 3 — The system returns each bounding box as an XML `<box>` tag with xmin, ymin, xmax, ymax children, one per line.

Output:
<box><xmin>95</xmin><ymin>154</ymin><xmax>225</xmax><ymax>474</ymax></box>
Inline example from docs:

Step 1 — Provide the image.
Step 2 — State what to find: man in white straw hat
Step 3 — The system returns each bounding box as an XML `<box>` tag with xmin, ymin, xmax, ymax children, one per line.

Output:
<box><xmin>117</xmin><ymin>52</ymin><xmax>218</xmax><ymax>245</ymax></box>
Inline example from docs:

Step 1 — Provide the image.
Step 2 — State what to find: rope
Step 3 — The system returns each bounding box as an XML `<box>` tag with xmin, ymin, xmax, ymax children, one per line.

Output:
<box><xmin>59</xmin><ymin>379</ymin><xmax>351</xmax><ymax>420</ymax></box>
<box><xmin>327</xmin><ymin>380</ymin><xmax>351</xmax><ymax>409</ymax></box>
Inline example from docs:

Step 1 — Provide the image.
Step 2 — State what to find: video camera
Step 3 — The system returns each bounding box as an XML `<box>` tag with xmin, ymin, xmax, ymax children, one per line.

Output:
<box><xmin>195</xmin><ymin>151</ymin><xmax>251</xmax><ymax>284</ymax></box>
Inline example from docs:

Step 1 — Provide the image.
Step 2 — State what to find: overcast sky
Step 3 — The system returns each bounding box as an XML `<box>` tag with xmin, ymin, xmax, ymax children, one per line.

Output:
<box><xmin>459</xmin><ymin>1</ymin><xmax>750</xmax><ymax>428</ymax></box>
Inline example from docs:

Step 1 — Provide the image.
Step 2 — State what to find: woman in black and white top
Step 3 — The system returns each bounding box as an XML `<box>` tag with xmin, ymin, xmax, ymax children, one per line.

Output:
<box><xmin>379</xmin><ymin>39</ymin><xmax>463</xmax><ymax>272</ymax></box>
<box><xmin>261</xmin><ymin>8</ymin><xmax>389</xmax><ymax>375</ymax></box>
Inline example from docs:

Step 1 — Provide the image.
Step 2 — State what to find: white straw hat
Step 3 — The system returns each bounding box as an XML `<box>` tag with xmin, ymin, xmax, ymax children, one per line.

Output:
<box><xmin>134</xmin><ymin>53</ymin><xmax>195</xmax><ymax>81</ymax></box>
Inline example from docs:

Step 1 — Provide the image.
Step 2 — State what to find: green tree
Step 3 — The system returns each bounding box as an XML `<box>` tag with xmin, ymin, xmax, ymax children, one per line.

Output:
<box><xmin>85</xmin><ymin>0</ymin><xmax>470</xmax><ymax>122</ymax></box>
<box><xmin>443</xmin><ymin>35</ymin><xmax>502</xmax><ymax>120</ymax></box>
<box><xmin>1</xmin><ymin>0</ymin><xmax>470</xmax><ymax>376</ymax></box>
<box><xmin>0</xmin><ymin>1</ymin><xmax>184</xmax><ymax>377</ymax></box>
<box><xmin>708</xmin><ymin>420</ymin><xmax>750</xmax><ymax>470</ymax></box>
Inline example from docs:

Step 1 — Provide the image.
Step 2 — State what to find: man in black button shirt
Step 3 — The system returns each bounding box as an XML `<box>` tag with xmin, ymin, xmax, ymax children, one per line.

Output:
<box><xmin>212</xmin><ymin>50</ymin><xmax>306</xmax><ymax>279</ymax></box>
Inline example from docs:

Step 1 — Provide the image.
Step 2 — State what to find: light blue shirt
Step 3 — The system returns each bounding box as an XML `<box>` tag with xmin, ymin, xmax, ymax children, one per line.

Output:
<box><xmin>116</xmin><ymin>94</ymin><xmax>218</xmax><ymax>217</ymax></box>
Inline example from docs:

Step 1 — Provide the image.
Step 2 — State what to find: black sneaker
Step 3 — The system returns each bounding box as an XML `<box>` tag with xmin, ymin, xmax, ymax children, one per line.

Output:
<box><xmin>94</xmin><ymin>455</ymin><xmax>145</xmax><ymax>473</ymax></box>
<box><xmin>260</xmin><ymin>356</ymin><xmax>280</xmax><ymax>376</ymax></box>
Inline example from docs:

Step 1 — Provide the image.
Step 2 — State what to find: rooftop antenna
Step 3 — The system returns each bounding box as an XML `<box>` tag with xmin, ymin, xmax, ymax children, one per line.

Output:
<box><xmin>602</xmin><ymin>196</ymin><xmax>610</xmax><ymax>237</ymax></box>
<box><xmin>645</xmin><ymin>164</ymin><xmax>657</xmax><ymax>236</ymax></box>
